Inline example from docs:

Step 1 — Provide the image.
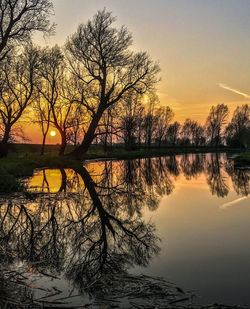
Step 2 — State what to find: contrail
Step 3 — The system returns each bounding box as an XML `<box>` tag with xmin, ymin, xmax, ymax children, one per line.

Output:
<box><xmin>218</xmin><ymin>83</ymin><xmax>250</xmax><ymax>99</ymax></box>
<box><xmin>220</xmin><ymin>196</ymin><xmax>249</xmax><ymax>210</ymax></box>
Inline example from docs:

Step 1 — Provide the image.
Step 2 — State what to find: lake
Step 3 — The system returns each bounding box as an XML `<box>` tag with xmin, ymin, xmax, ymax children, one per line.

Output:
<box><xmin>0</xmin><ymin>153</ymin><xmax>249</xmax><ymax>307</ymax></box>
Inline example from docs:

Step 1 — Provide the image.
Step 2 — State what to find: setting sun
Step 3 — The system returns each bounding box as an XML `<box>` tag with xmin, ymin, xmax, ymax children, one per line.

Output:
<box><xmin>50</xmin><ymin>131</ymin><xmax>56</xmax><ymax>137</ymax></box>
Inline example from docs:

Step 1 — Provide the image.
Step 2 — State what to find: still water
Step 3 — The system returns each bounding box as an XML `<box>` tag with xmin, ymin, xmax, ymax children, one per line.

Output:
<box><xmin>1</xmin><ymin>153</ymin><xmax>250</xmax><ymax>306</ymax></box>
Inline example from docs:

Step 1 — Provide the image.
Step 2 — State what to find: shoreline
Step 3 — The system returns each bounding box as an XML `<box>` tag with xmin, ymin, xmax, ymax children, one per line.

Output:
<box><xmin>0</xmin><ymin>145</ymin><xmax>248</xmax><ymax>192</ymax></box>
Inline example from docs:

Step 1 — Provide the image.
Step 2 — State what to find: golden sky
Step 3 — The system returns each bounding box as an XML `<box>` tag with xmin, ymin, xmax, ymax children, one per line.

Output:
<box><xmin>29</xmin><ymin>0</ymin><xmax>250</xmax><ymax>144</ymax></box>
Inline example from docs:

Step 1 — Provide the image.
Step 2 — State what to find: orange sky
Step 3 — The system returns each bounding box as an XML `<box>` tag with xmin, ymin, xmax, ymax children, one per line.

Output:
<box><xmin>26</xmin><ymin>0</ymin><xmax>250</xmax><ymax>144</ymax></box>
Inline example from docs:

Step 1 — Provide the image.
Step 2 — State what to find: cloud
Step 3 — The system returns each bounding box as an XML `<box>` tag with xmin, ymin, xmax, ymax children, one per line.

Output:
<box><xmin>218</xmin><ymin>83</ymin><xmax>250</xmax><ymax>99</ymax></box>
<box><xmin>220</xmin><ymin>196</ymin><xmax>249</xmax><ymax>210</ymax></box>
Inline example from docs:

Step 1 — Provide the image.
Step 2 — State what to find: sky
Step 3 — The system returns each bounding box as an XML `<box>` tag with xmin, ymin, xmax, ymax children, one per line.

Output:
<box><xmin>31</xmin><ymin>0</ymin><xmax>250</xmax><ymax>143</ymax></box>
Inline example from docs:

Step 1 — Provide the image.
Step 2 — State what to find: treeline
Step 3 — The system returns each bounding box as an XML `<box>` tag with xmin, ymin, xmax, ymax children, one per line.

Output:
<box><xmin>0</xmin><ymin>2</ymin><xmax>249</xmax><ymax>158</ymax></box>
<box><xmin>94</xmin><ymin>100</ymin><xmax>250</xmax><ymax>151</ymax></box>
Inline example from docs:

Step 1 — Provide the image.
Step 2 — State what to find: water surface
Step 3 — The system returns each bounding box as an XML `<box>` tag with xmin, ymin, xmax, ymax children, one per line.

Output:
<box><xmin>1</xmin><ymin>153</ymin><xmax>249</xmax><ymax>306</ymax></box>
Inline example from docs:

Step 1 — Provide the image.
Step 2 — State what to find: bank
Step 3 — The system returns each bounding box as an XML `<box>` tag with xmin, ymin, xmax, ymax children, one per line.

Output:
<box><xmin>0</xmin><ymin>143</ymin><xmax>246</xmax><ymax>192</ymax></box>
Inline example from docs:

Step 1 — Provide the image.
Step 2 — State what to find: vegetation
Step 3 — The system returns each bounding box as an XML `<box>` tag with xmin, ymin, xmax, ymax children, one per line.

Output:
<box><xmin>0</xmin><ymin>143</ymin><xmax>242</xmax><ymax>193</ymax></box>
<box><xmin>0</xmin><ymin>2</ymin><xmax>249</xmax><ymax>308</ymax></box>
<box><xmin>0</xmin><ymin>7</ymin><xmax>249</xmax><ymax>160</ymax></box>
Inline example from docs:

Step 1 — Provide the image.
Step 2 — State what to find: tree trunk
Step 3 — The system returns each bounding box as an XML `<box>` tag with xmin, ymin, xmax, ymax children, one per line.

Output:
<box><xmin>0</xmin><ymin>126</ymin><xmax>11</xmax><ymax>157</ymax></box>
<box><xmin>69</xmin><ymin>109</ymin><xmax>104</xmax><ymax>158</ymax></box>
<box><xmin>41</xmin><ymin>133</ymin><xmax>47</xmax><ymax>155</ymax></box>
<box><xmin>59</xmin><ymin>130</ymin><xmax>67</xmax><ymax>156</ymax></box>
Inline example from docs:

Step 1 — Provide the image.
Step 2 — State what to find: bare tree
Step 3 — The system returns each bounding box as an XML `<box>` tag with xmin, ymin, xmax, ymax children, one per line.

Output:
<box><xmin>206</xmin><ymin>104</ymin><xmax>229</xmax><ymax>147</ymax></box>
<box><xmin>154</xmin><ymin>106</ymin><xmax>173</xmax><ymax>147</ymax></box>
<box><xmin>142</xmin><ymin>93</ymin><xmax>159</xmax><ymax>149</ymax></box>
<box><xmin>0</xmin><ymin>0</ymin><xmax>54</xmax><ymax>61</ymax></box>
<box><xmin>119</xmin><ymin>91</ymin><xmax>144</xmax><ymax>150</ymax></box>
<box><xmin>225</xmin><ymin>104</ymin><xmax>250</xmax><ymax>148</ymax></box>
<box><xmin>181</xmin><ymin>119</ymin><xmax>204</xmax><ymax>147</ymax></box>
<box><xmin>0</xmin><ymin>46</ymin><xmax>39</xmax><ymax>156</ymax></box>
<box><xmin>37</xmin><ymin>46</ymin><xmax>79</xmax><ymax>155</ymax></box>
<box><xmin>166</xmin><ymin>121</ymin><xmax>180</xmax><ymax>146</ymax></box>
<box><xmin>33</xmin><ymin>96</ymin><xmax>51</xmax><ymax>155</ymax></box>
<box><xmin>66</xmin><ymin>9</ymin><xmax>160</xmax><ymax>157</ymax></box>
<box><xmin>66</xmin><ymin>105</ymin><xmax>85</xmax><ymax>146</ymax></box>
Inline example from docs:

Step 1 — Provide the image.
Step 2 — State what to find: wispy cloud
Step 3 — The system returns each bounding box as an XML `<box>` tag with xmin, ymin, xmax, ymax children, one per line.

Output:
<box><xmin>218</xmin><ymin>83</ymin><xmax>250</xmax><ymax>99</ymax></box>
<box><xmin>220</xmin><ymin>196</ymin><xmax>249</xmax><ymax>210</ymax></box>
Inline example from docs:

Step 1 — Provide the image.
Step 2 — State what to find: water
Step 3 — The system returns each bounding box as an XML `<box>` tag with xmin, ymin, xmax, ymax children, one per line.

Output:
<box><xmin>0</xmin><ymin>153</ymin><xmax>249</xmax><ymax>306</ymax></box>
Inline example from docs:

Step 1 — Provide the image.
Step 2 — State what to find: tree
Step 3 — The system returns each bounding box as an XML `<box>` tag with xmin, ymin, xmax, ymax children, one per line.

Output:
<box><xmin>33</xmin><ymin>96</ymin><xmax>51</xmax><ymax>155</ymax></box>
<box><xmin>66</xmin><ymin>9</ymin><xmax>160</xmax><ymax>157</ymax></box>
<box><xmin>37</xmin><ymin>46</ymin><xmax>79</xmax><ymax>155</ymax></box>
<box><xmin>0</xmin><ymin>0</ymin><xmax>54</xmax><ymax>62</ymax></box>
<box><xmin>66</xmin><ymin>105</ymin><xmax>85</xmax><ymax>146</ymax></box>
<box><xmin>154</xmin><ymin>106</ymin><xmax>173</xmax><ymax>147</ymax></box>
<box><xmin>142</xmin><ymin>93</ymin><xmax>159</xmax><ymax>149</ymax></box>
<box><xmin>0</xmin><ymin>46</ymin><xmax>39</xmax><ymax>157</ymax></box>
<box><xmin>119</xmin><ymin>90</ymin><xmax>144</xmax><ymax>150</ymax></box>
<box><xmin>225</xmin><ymin>104</ymin><xmax>250</xmax><ymax>148</ymax></box>
<box><xmin>206</xmin><ymin>104</ymin><xmax>229</xmax><ymax>147</ymax></box>
<box><xmin>181</xmin><ymin>119</ymin><xmax>204</xmax><ymax>147</ymax></box>
<box><xmin>97</xmin><ymin>106</ymin><xmax>118</xmax><ymax>152</ymax></box>
<box><xmin>166</xmin><ymin>121</ymin><xmax>180</xmax><ymax>146</ymax></box>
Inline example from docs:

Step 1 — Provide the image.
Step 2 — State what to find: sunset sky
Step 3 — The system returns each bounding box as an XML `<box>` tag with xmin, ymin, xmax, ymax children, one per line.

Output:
<box><xmin>31</xmin><ymin>0</ymin><xmax>250</xmax><ymax>144</ymax></box>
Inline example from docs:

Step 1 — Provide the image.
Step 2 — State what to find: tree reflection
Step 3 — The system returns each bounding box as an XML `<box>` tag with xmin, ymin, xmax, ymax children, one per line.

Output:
<box><xmin>0</xmin><ymin>164</ymin><xmax>161</xmax><ymax>297</ymax></box>
<box><xmin>206</xmin><ymin>153</ymin><xmax>229</xmax><ymax>197</ymax></box>
<box><xmin>225</xmin><ymin>160</ymin><xmax>250</xmax><ymax>196</ymax></box>
<box><xmin>180</xmin><ymin>153</ymin><xmax>206</xmax><ymax>180</ymax></box>
<box><xmin>0</xmin><ymin>153</ymin><xmax>249</xmax><ymax>302</ymax></box>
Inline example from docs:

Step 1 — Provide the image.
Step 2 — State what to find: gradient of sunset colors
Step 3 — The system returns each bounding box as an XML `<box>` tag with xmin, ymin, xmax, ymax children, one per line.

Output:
<box><xmin>30</xmin><ymin>0</ymin><xmax>250</xmax><ymax>144</ymax></box>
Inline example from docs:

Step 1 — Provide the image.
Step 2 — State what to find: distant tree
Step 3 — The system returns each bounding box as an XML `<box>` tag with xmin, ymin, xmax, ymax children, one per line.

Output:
<box><xmin>193</xmin><ymin>124</ymin><xmax>205</xmax><ymax>147</ymax></box>
<box><xmin>142</xmin><ymin>93</ymin><xmax>159</xmax><ymax>149</ymax></box>
<box><xmin>181</xmin><ymin>119</ymin><xmax>204</xmax><ymax>147</ymax></box>
<box><xmin>66</xmin><ymin>9</ymin><xmax>160</xmax><ymax>157</ymax></box>
<box><xmin>166</xmin><ymin>121</ymin><xmax>180</xmax><ymax>146</ymax></box>
<box><xmin>154</xmin><ymin>106</ymin><xmax>174</xmax><ymax>147</ymax></box>
<box><xmin>0</xmin><ymin>46</ymin><xmax>39</xmax><ymax>157</ymax></box>
<box><xmin>0</xmin><ymin>0</ymin><xmax>54</xmax><ymax>62</ymax></box>
<box><xmin>225</xmin><ymin>104</ymin><xmax>250</xmax><ymax>148</ymax></box>
<box><xmin>181</xmin><ymin>119</ymin><xmax>192</xmax><ymax>145</ymax></box>
<box><xmin>119</xmin><ymin>91</ymin><xmax>144</xmax><ymax>150</ymax></box>
<box><xmin>206</xmin><ymin>104</ymin><xmax>229</xmax><ymax>147</ymax></box>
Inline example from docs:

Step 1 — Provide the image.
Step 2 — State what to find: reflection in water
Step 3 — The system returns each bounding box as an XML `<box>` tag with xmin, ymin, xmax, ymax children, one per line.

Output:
<box><xmin>29</xmin><ymin>153</ymin><xmax>250</xmax><ymax>199</ymax></box>
<box><xmin>0</xmin><ymin>163</ymin><xmax>161</xmax><ymax>304</ymax></box>
<box><xmin>0</xmin><ymin>153</ymin><xmax>249</xmax><ymax>306</ymax></box>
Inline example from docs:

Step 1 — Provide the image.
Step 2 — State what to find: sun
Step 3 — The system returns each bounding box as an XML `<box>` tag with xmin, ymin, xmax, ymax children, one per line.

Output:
<box><xmin>50</xmin><ymin>131</ymin><xmax>56</xmax><ymax>137</ymax></box>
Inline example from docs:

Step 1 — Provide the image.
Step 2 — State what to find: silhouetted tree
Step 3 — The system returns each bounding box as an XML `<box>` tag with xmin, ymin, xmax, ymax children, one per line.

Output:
<box><xmin>155</xmin><ymin>106</ymin><xmax>173</xmax><ymax>147</ymax></box>
<box><xmin>120</xmin><ymin>91</ymin><xmax>144</xmax><ymax>150</ymax></box>
<box><xmin>37</xmin><ymin>46</ymin><xmax>80</xmax><ymax>155</ymax></box>
<box><xmin>66</xmin><ymin>9</ymin><xmax>160</xmax><ymax>157</ymax></box>
<box><xmin>166</xmin><ymin>121</ymin><xmax>180</xmax><ymax>146</ymax></box>
<box><xmin>142</xmin><ymin>93</ymin><xmax>159</xmax><ymax>148</ymax></box>
<box><xmin>0</xmin><ymin>0</ymin><xmax>54</xmax><ymax>61</ymax></box>
<box><xmin>0</xmin><ymin>46</ymin><xmax>39</xmax><ymax>156</ymax></box>
<box><xmin>33</xmin><ymin>97</ymin><xmax>51</xmax><ymax>155</ymax></box>
<box><xmin>206</xmin><ymin>104</ymin><xmax>229</xmax><ymax>147</ymax></box>
<box><xmin>225</xmin><ymin>104</ymin><xmax>250</xmax><ymax>148</ymax></box>
<box><xmin>181</xmin><ymin>119</ymin><xmax>204</xmax><ymax>147</ymax></box>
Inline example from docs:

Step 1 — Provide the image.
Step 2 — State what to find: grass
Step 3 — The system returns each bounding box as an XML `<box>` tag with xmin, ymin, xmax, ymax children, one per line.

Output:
<box><xmin>0</xmin><ymin>143</ymin><xmax>244</xmax><ymax>193</ymax></box>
